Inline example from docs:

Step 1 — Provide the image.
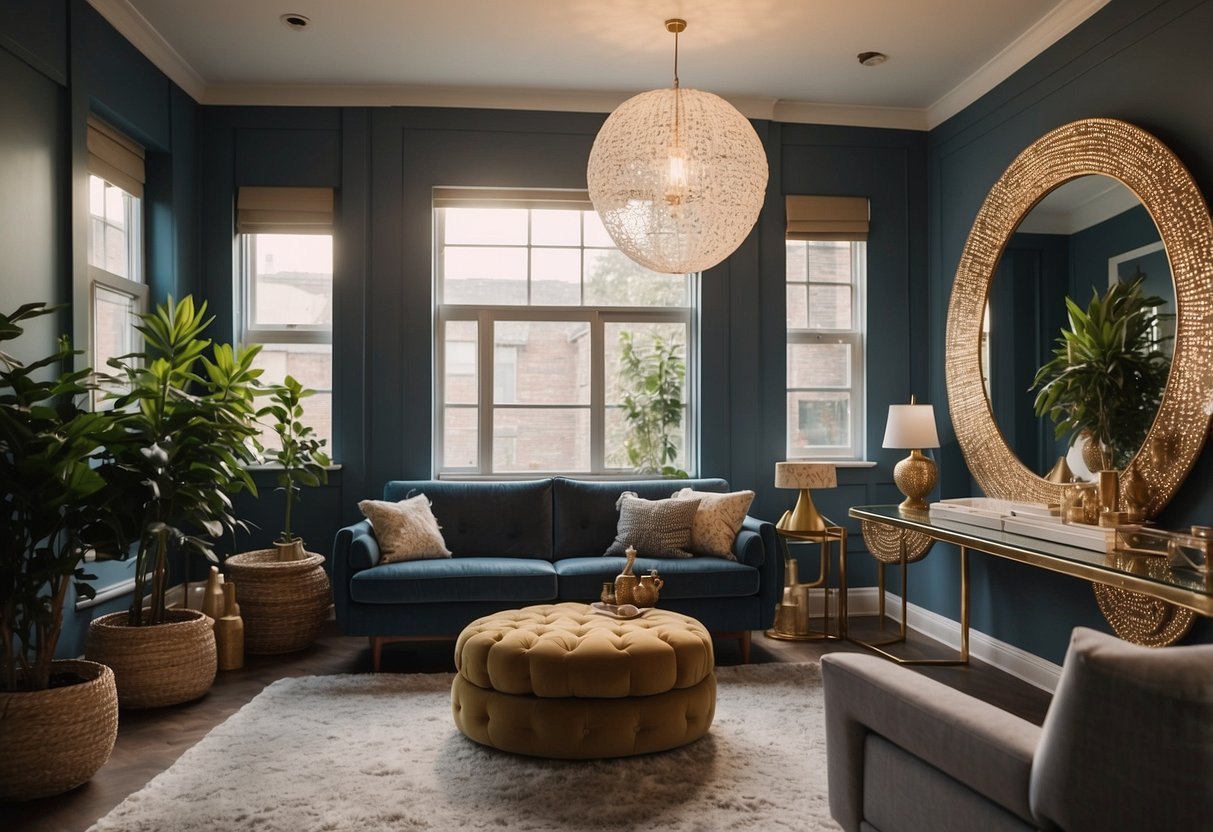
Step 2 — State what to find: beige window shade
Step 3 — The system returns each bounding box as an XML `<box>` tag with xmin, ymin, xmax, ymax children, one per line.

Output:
<box><xmin>237</xmin><ymin>187</ymin><xmax>334</xmax><ymax>234</ymax></box>
<box><xmin>786</xmin><ymin>195</ymin><xmax>869</xmax><ymax>241</ymax></box>
<box><xmin>87</xmin><ymin>115</ymin><xmax>145</xmax><ymax>199</ymax></box>
<box><xmin>433</xmin><ymin>187</ymin><xmax>592</xmax><ymax>211</ymax></box>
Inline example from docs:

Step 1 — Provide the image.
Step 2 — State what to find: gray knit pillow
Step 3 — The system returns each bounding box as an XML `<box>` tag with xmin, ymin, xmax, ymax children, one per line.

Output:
<box><xmin>604</xmin><ymin>491</ymin><xmax>702</xmax><ymax>559</ymax></box>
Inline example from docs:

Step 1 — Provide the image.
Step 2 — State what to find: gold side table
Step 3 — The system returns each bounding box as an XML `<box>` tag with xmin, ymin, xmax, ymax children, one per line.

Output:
<box><xmin>845</xmin><ymin>517</ymin><xmax>968</xmax><ymax>665</ymax></box>
<box><xmin>765</xmin><ymin>526</ymin><xmax>847</xmax><ymax>641</ymax></box>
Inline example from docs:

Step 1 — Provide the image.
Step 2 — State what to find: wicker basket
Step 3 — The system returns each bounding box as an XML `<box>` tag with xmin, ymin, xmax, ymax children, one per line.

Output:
<box><xmin>224</xmin><ymin>549</ymin><xmax>331</xmax><ymax>654</ymax></box>
<box><xmin>85</xmin><ymin>608</ymin><xmax>217</xmax><ymax>709</ymax></box>
<box><xmin>0</xmin><ymin>660</ymin><xmax>118</xmax><ymax>801</ymax></box>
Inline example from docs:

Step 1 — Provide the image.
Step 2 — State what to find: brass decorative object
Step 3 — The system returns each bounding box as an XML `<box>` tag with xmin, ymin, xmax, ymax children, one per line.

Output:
<box><xmin>945</xmin><ymin>118</ymin><xmax>1213</xmax><ymax>645</ymax></box>
<box><xmin>614</xmin><ymin>546</ymin><xmax>638</xmax><ymax>606</ymax></box>
<box><xmin>860</xmin><ymin>520</ymin><xmax>934</xmax><ymax>564</ymax></box>
<box><xmin>765</xmin><ymin>526</ymin><xmax>847</xmax><ymax>641</ymax></box>
<box><xmin>1044</xmin><ymin>456</ymin><xmax>1073</xmax><ymax>484</ymax></box>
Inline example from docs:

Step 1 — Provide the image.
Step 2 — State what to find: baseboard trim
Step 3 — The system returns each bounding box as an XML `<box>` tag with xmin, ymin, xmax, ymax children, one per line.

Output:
<box><xmin>803</xmin><ymin>587</ymin><xmax>1061</xmax><ymax>691</ymax></box>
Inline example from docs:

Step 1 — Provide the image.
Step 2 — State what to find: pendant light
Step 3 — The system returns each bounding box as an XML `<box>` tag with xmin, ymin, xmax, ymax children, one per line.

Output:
<box><xmin>587</xmin><ymin>19</ymin><xmax>769</xmax><ymax>274</ymax></box>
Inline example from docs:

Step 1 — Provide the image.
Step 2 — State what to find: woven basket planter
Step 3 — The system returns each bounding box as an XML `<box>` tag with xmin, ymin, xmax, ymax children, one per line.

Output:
<box><xmin>224</xmin><ymin>549</ymin><xmax>331</xmax><ymax>654</ymax></box>
<box><xmin>0</xmin><ymin>660</ymin><xmax>118</xmax><ymax>801</ymax></box>
<box><xmin>85</xmin><ymin>608</ymin><xmax>216</xmax><ymax>709</ymax></box>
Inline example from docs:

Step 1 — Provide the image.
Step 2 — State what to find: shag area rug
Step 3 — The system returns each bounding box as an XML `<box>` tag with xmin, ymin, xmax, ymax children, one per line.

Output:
<box><xmin>89</xmin><ymin>662</ymin><xmax>837</xmax><ymax>832</ymax></box>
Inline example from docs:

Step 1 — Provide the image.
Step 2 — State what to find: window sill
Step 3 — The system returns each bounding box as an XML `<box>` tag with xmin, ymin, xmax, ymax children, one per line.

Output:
<box><xmin>787</xmin><ymin>460</ymin><xmax>878</xmax><ymax>468</ymax></box>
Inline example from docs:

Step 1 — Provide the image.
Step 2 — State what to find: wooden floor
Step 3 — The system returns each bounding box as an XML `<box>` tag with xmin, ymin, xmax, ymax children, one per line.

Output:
<box><xmin>6</xmin><ymin>616</ymin><xmax>1051</xmax><ymax>831</ymax></box>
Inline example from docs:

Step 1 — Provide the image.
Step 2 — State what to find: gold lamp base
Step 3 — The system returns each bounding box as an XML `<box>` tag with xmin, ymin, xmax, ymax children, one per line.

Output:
<box><xmin>776</xmin><ymin>489</ymin><xmax>829</xmax><ymax>532</ymax></box>
<box><xmin>893</xmin><ymin>449</ymin><xmax>937</xmax><ymax>511</ymax></box>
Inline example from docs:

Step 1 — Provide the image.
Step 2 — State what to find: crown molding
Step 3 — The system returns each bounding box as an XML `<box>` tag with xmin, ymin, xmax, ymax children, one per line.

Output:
<box><xmin>86</xmin><ymin>0</ymin><xmax>206</xmax><ymax>101</ymax></box>
<box><xmin>927</xmin><ymin>0</ymin><xmax>1111</xmax><ymax>128</ymax></box>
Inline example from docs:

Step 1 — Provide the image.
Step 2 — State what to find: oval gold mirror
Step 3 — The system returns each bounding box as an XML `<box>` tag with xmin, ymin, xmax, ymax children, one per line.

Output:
<box><xmin>947</xmin><ymin>118</ymin><xmax>1213</xmax><ymax>518</ymax></box>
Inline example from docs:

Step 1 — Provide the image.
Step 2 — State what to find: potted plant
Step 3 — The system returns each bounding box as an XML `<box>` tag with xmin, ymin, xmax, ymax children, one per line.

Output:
<box><xmin>1031</xmin><ymin>276</ymin><xmax>1170</xmax><ymax>471</ymax></box>
<box><xmin>84</xmin><ymin>296</ymin><xmax>264</xmax><ymax>708</ymax></box>
<box><xmin>0</xmin><ymin>303</ymin><xmax>120</xmax><ymax>800</ymax></box>
<box><xmin>260</xmin><ymin>375</ymin><xmax>331</xmax><ymax>561</ymax></box>
<box><xmin>225</xmin><ymin>375</ymin><xmax>332</xmax><ymax>654</ymax></box>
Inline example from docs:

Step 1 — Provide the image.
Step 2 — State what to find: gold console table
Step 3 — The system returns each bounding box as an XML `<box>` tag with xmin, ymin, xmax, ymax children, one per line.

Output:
<box><xmin>849</xmin><ymin>505</ymin><xmax>1213</xmax><ymax>650</ymax></box>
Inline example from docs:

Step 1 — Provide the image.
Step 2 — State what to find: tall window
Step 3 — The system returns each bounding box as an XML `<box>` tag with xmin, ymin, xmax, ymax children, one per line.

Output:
<box><xmin>86</xmin><ymin>115</ymin><xmax>147</xmax><ymax>403</ymax></box>
<box><xmin>237</xmin><ymin>187</ymin><xmax>334</xmax><ymax>454</ymax></box>
<box><xmin>435</xmin><ymin>189</ymin><xmax>694</xmax><ymax>476</ymax></box>
<box><xmin>785</xmin><ymin>196</ymin><xmax>869</xmax><ymax>459</ymax></box>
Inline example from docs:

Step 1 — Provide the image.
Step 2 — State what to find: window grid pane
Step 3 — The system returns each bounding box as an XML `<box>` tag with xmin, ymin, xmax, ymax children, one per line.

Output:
<box><xmin>240</xmin><ymin>233</ymin><xmax>335</xmax><ymax>456</ymax></box>
<box><xmin>436</xmin><ymin>200</ymin><xmax>693</xmax><ymax>475</ymax></box>
<box><xmin>785</xmin><ymin>239</ymin><xmax>865</xmax><ymax>459</ymax></box>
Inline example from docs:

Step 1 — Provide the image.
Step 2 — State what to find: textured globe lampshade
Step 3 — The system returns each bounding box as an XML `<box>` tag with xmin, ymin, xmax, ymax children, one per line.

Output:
<box><xmin>882</xmin><ymin>403</ymin><xmax>941</xmax><ymax>512</ymax></box>
<box><xmin>774</xmin><ymin>461</ymin><xmax>837</xmax><ymax>532</ymax></box>
<box><xmin>587</xmin><ymin>86</ymin><xmax>769</xmax><ymax>274</ymax></box>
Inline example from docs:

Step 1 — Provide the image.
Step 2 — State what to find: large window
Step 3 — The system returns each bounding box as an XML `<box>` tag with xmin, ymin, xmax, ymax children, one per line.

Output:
<box><xmin>785</xmin><ymin>196</ymin><xmax>869</xmax><ymax>459</ymax></box>
<box><xmin>237</xmin><ymin>188</ymin><xmax>334</xmax><ymax>454</ymax></box>
<box><xmin>435</xmin><ymin>189</ymin><xmax>693</xmax><ymax>476</ymax></box>
<box><xmin>86</xmin><ymin>116</ymin><xmax>147</xmax><ymax>404</ymax></box>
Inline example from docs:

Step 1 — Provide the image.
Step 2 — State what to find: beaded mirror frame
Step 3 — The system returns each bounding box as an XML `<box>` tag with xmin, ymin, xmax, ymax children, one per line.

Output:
<box><xmin>945</xmin><ymin>118</ymin><xmax>1213</xmax><ymax>645</ymax></box>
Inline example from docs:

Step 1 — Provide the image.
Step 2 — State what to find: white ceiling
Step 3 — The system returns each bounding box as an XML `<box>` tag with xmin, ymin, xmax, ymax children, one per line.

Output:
<box><xmin>89</xmin><ymin>0</ymin><xmax>1110</xmax><ymax>130</ymax></box>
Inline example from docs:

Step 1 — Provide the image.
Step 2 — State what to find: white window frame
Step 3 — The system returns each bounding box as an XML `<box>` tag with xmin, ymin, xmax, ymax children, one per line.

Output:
<box><xmin>85</xmin><ymin>166</ymin><xmax>147</xmax><ymax>407</ymax></box>
<box><xmin>433</xmin><ymin>198</ymin><xmax>696</xmax><ymax>478</ymax></box>
<box><xmin>786</xmin><ymin>240</ymin><xmax>867</xmax><ymax>460</ymax></box>
<box><xmin>236</xmin><ymin>232</ymin><xmax>335</xmax><ymax>451</ymax></box>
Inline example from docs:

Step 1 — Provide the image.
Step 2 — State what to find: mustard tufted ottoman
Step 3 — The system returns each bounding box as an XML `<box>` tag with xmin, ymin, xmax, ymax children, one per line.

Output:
<box><xmin>451</xmin><ymin>602</ymin><xmax>716</xmax><ymax>759</ymax></box>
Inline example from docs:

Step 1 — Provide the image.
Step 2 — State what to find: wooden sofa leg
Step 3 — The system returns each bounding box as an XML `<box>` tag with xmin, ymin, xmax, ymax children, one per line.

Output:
<box><xmin>370</xmin><ymin>636</ymin><xmax>383</xmax><ymax>672</ymax></box>
<box><xmin>739</xmin><ymin>630</ymin><xmax>751</xmax><ymax>664</ymax></box>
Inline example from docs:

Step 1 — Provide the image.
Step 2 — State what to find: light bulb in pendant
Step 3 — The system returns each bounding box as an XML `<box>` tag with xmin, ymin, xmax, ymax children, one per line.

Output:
<box><xmin>664</xmin><ymin>145</ymin><xmax>689</xmax><ymax>214</ymax></box>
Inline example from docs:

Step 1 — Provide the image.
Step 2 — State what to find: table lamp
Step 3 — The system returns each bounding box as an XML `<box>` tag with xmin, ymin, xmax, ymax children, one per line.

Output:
<box><xmin>774</xmin><ymin>462</ymin><xmax>837</xmax><ymax>532</ymax></box>
<box><xmin>882</xmin><ymin>398</ymin><xmax>940</xmax><ymax>511</ymax></box>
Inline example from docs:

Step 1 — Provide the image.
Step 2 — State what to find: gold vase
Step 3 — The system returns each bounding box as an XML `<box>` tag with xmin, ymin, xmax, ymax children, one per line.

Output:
<box><xmin>614</xmin><ymin>546</ymin><xmax>638</xmax><ymax>606</ymax></box>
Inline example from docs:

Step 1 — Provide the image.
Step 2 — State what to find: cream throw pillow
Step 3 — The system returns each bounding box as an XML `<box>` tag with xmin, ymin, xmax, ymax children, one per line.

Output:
<box><xmin>671</xmin><ymin>488</ymin><xmax>755</xmax><ymax>560</ymax></box>
<box><xmin>358</xmin><ymin>495</ymin><xmax>452</xmax><ymax>563</ymax></box>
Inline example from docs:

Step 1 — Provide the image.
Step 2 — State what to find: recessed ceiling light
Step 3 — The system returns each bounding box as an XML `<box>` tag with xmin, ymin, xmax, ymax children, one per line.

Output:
<box><xmin>280</xmin><ymin>13</ymin><xmax>311</xmax><ymax>31</ymax></box>
<box><xmin>857</xmin><ymin>51</ymin><xmax>888</xmax><ymax>67</ymax></box>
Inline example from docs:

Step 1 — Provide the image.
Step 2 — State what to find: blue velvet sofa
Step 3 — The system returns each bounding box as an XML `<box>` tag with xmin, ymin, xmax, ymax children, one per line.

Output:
<box><xmin>331</xmin><ymin>477</ymin><xmax>779</xmax><ymax>669</ymax></box>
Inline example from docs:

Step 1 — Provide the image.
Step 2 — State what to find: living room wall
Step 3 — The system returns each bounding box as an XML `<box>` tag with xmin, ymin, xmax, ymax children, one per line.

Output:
<box><xmin>925</xmin><ymin>0</ymin><xmax>1213</xmax><ymax>661</ymax></box>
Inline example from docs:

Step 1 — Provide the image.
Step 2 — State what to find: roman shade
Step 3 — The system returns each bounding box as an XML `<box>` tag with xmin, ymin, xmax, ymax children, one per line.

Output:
<box><xmin>87</xmin><ymin>115</ymin><xmax>144</xmax><ymax>199</ymax></box>
<box><xmin>786</xmin><ymin>195</ymin><xmax>869</xmax><ymax>241</ymax></box>
<box><xmin>236</xmin><ymin>187</ymin><xmax>334</xmax><ymax>234</ymax></box>
<box><xmin>432</xmin><ymin>187</ymin><xmax>592</xmax><ymax>211</ymax></box>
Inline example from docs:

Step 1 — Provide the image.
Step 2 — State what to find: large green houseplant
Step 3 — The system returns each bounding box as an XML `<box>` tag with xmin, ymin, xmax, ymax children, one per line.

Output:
<box><xmin>85</xmin><ymin>296</ymin><xmax>265</xmax><ymax>707</ymax></box>
<box><xmin>1031</xmin><ymin>277</ymin><xmax>1170</xmax><ymax>471</ymax></box>
<box><xmin>0</xmin><ymin>302</ymin><xmax>120</xmax><ymax>800</ymax></box>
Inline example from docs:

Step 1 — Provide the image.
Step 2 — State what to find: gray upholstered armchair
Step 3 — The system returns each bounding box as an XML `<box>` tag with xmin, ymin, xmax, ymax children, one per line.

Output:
<box><xmin>822</xmin><ymin>627</ymin><xmax>1213</xmax><ymax>832</ymax></box>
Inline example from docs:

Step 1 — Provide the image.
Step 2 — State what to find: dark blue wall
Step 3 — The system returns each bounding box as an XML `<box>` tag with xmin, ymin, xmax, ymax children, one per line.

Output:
<box><xmin>929</xmin><ymin>0</ymin><xmax>1213</xmax><ymax>661</ymax></box>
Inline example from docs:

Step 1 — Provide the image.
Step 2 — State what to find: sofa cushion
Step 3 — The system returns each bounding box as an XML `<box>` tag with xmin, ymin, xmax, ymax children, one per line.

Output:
<box><xmin>349</xmin><ymin>557</ymin><xmax>558</xmax><ymax>605</ymax></box>
<box><xmin>604</xmin><ymin>492</ymin><xmax>701</xmax><ymax>559</ymax></box>
<box><xmin>671</xmin><ymin>488</ymin><xmax>755</xmax><ymax>560</ymax></box>
<box><xmin>358</xmin><ymin>495</ymin><xmax>452</xmax><ymax>562</ymax></box>
<box><xmin>383</xmin><ymin>479</ymin><xmax>554</xmax><ymax>560</ymax></box>
<box><xmin>1030</xmin><ymin>627</ymin><xmax>1213</xmax><ymax>832</ymax></box>
<box><xmin>554</xmin><ymin>556</ymin><xmax>760</xmax><ymax>600</ymax></box>
<box><xmin>553</xmin><ymin>477</ymin><xmax>730</xmax><ymax>557</ymax></box>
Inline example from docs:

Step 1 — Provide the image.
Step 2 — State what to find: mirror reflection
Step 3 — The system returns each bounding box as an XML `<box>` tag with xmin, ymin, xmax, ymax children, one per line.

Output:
<box><xmin>981</xmin><ymin>175</ymin><xmax>1173</xmax><ymax>480</ymax></box>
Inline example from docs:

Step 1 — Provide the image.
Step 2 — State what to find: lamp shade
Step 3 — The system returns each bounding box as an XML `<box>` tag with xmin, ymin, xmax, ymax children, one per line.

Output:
<box><xmin>587</xmin><ymin>87</ymin><xmax>769</xmax><ymax>274</ymax></box>
<box><xmin>775</xmin><ymin>461</ymin><xmax>837</xmax><ymax>490</ymax></box>
<box><xmin>883</xmin><ymin>404</ymin><xmax>940</xmax><ymax>450</ymax></box>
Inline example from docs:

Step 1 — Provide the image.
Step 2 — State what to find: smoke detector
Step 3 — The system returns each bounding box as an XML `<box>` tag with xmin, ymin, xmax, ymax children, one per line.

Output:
<box><xmin>857</xmin><ymin>51</ymin><xmax>888</xmax><ymax>67</ymax></box>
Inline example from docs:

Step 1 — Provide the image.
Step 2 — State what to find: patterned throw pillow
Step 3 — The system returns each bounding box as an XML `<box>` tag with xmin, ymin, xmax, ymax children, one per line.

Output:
<box><xmin>604</xmin><ymin>491</ymin><xmax>702</xmax><ymax>559</ymax></box>
<box><xmin>358</xmin><ymin>495</ymin><xmax>452</xmax><ymax>563</ymax></box>
<box><xmin>671</xmin><ymin>488</ymin><xmax>756</xmax><ymax>560</ymax></box>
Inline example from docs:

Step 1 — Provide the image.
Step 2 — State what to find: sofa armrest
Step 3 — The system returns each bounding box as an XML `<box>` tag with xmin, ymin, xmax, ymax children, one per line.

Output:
<box><xmin>331</xmin><ymin>519</ymin><xmax>379</xmax><ymax>629</ymax></box>
<box><xmin>738</xmin><ymin>515</ymin><xmax>780</xmax><ymax>630</ymax></box>
<box><xmin>822</xmin><ymin>652</ymin><xmax>1039</xmax><ymax>832</ymax></box>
